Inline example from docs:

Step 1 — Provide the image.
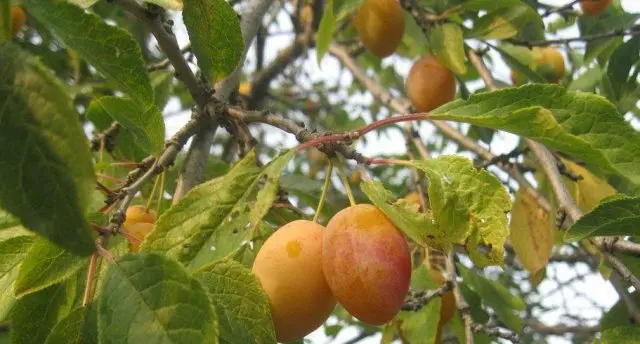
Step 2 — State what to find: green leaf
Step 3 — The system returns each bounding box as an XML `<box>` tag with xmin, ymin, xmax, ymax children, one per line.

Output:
<box><xmin>87</xmin><ymin>97</ymin><xmax>165</xmax><ymax>160</ymax></box>
<box><xmin>470</xmin><ymin>5</ymin><xmax>540</xmax><ymax>40</ymax></box>
<box><xmin>457</xmin><ymin>264</ymin><xmax>525</xmax><ymax>332</ymax></box>
<box><xmin>0</xmin><ymin>43</ymin><xmax>95</xmax><ymax>255</ymax></box>
<box><xmin>602</xmin><ymin>326</ymin><xmax>640</xmax><ymax>344</ymax></box>
<box><xmin>45</xmin><ymin>305</ymin><xmax>98</xmax><ymax>344</ymax></box>
<box><xmin>429</xmin><ymin>84</ymin><xmax>640</xmax><ymax>188</ymax></box>
<box><xmin>0</xmin><ymin>1</ymin><xmax>10</xmax><ymax>41</ymax></box>
<box><xmin>14</xmin><ymin>237</ymin><xmax>86</xmax><ymax>298</ymax></box>
<box><xmin>142</xmin><ymin>150</ymin><xmax>294</xmax><ymax>271</ymax></box>
<box><xmin>578</xmin><ymin>11</ymin><xmax>640</xmax><ymax>63</ymax></box>
<box><xmin>0</xmin><ymin>227</ymin><xmax>33</xmax><ymax>276</ymax></box>
<box><xmin>0</xmin><ymin>262</ymin><xmax>19</xmax><ymax>321</ymax></box>
<box><xmin>98</xmin><ymin>253</ymin><xmax>218</xmax><ymax>344</ymax></box>
<box><xmin>21</xmin><ymin>0</ymin><xmax>154</xmax><ymax>107</ymax></box>
<box><xmin>0</xmin><ymin>208</ymin><xmax>20</xmax><ymax>230</ymax></box>
<box><xmin>607</xmin><ymin>36</ymin><xmax>640</xmax><ymax>99</ymax></box>
<box><xmin>194</xmin><ymin>258</ymin><xmax>276</xmax><ymax>344</ymax></box>
<box><xmin>316</xmin><ymin>0</ymin><xmax>336</xmax><ymax>64</ymax></box>
<box><xmin>0</xmin><ymin>227</ymin><xmax>31</xmax><ymax>319</ymax></box>
<box><xmin>183</xmin><ymin>0</ymin><xmax>244</xmax><ymax>83</ymax></box>
<box><xmin>568</xmin><ymin>65</ymin><xmax>603</xmax><ymax>92</ymax></box>
<box><xmin>0</xmin><ymin>227</ymin><xmax>33</xmax><ymax>320</ymax></box>
<box><xmin>398</xmin><ymin>298</ymin><xmax>441</xmax><ymax>344</ymax></box>
<box><xmin>151</xmin><ymin>71</ymin><xmax>175</xmax><ymax>110</ymax></box>
<box><xmin>11</xmin><ymin>282</ymin><xmax>76</xmax><ymax>344</ymax></box>
<box><xmin>428</xmin><ymin>23</ymin><xmax>467</xmax><ymax>75</ymax></box>
<box><xmin>362</xmin><ymin>155</ymin><xmax>511</xmax><ymax>267</ymax></box>
<box><xmin>564</xmin><ymin>197</ymin><xmax>640</xmax><ymax>242</ymax></box>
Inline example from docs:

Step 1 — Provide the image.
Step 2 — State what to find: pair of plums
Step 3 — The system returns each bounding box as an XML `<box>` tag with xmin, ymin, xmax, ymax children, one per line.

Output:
<box><xmin>251</xmin><ymin>204</ymin><xmax>411</xmax><ymax>342</ymax></box>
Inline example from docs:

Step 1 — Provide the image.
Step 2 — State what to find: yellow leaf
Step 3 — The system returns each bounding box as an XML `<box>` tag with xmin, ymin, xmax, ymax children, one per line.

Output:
<box><xmin>561</xmin><ymin>159</ymin><xmax>616</xmax><ymax>212</ymax></box>
<box><xmin>529</xmin><ymin>268</ymin><xmax>545</xmax><ymax>286</ymax></box>
<box><xmin>510</xmin><ymin>189</ymin><xmax>554</xmax><ymax>275</ymax></box>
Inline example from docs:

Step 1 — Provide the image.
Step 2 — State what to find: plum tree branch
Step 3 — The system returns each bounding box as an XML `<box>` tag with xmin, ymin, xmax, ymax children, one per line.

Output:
<box><xmin>468</xmin><ymin>46</ymin><xmax>640</xmax><ymax>325</ymax></box>
<box><xmin>333</xmin><ymin>44</ymin><xmax>553</xmax><ymax>213</ymax></box>
<box><xmin>508</xmin><ymin>26</ymin><xmax>640</xmax><ymax>47</ymax></box>
<box><xmin>528</xmin><ymin>141</ymin><xmax>640</xmax><ymax>324</ymax></box>
<box><xmin>174</xmin><ymin>0</ymin><xmax>277</xmax><ymax>201</ymax></box>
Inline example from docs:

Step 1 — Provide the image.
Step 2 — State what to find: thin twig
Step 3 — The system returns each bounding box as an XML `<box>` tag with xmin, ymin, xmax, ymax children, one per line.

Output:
<box><xmin>82</xmin><ymin>252</ymin><xmax>99</xmax><ymax>306</ymax></box>
<box><xmin>508</xmin><ymin>27</ymin><xmax>640</xmax><ymax>47</ymax></box>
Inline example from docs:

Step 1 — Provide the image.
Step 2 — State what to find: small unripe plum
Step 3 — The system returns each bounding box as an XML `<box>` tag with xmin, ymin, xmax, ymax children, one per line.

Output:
<box><xmin>11</xmin><ymin>6</ymin><xmax>26</xmax><ymax>37</ymax></box>
<box><xmin>238</xmin><ymin>82</ymin><xmax>251</xmax><ymax>96</ymax></box>
<box><xmin>406</xmin><ymin>56</ymin><xmax>456</xmax><ymax>113</ymax></box>
<box><xmin>580</xmin><ymin>0</ymin><xmax>611</xmax><ymax>16</ymax></box>
<box><xmin>352</xmin><ymin>0</ymin><xmax>405</xmax><ymax>58</ymax></box>
<box><xmin>323</xmin><ymin>204</ymin><xmax>411</xmax><ymax>325</ymax></box>
<box><xmin>252</xmin><ymin>220</ymin><xmax>336</xmax><ymax>342</ymax></box>
<box><xmin>532</xmin><ymin>47</ymin><xmax>565</xmax><ymax>82</ymax></box>
<box><xmin>125</xmin><ymin>222</ymin><xmax>154</xmax><ymax>252</ymax></box>
<box><xmin>124</xmin><ymin>205</ymin><xmax>157</xmax><ymax>226</ymax></box>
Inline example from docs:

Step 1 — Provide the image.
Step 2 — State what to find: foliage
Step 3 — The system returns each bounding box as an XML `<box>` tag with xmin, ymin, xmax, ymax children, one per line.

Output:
<box><xmin>0</xmin><ymin>0</ymin><xmax>639</xmax><ymax>343</ymax></box>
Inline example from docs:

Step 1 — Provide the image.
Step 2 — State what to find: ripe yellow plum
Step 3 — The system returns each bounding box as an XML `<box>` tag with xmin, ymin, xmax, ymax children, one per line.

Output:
<box><xmin>125</xmin><ymin>222</ymin><xmax>154</xmax><ymax>252</ymax></box>
<box><xmin>323</xmin><ymin>204</ymin><xmax>411</xmax><ymax>325</ymax></box>
<box><xmin>406</xmin><ymin>56</ymin><xmax>456</xmax><ymax>113</ymax></box>
<box><xmin>124</xmin><ymin>205</ymin><xmax>157</xmax><ymax>226</ymax></box>
<box><xmin>252</xmin><ymin>220</ymin><xmax>336</xmax><ymax>342</ymax></box>
<box><xmin>352</xmin><ymin>0</ymin><xmax>405</xmax><ymax>58</ymax></box>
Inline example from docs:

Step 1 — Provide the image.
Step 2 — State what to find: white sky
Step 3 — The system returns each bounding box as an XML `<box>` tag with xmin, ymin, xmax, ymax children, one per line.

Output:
<box><xmin>160</xmin><ymin>1</ymin><xmax>640</xmax><ymax>343</ymax></box>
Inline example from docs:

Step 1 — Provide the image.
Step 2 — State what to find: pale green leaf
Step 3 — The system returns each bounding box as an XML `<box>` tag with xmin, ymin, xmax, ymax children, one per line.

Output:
<box><xmin>0</xmin><ymin>227</ymin><xmax>33</xmax><ymax>276</ymax></box>
<box><xmin>470</xmin><ymin>5</ymin><xmax>540</xmax><ymax>40</ymax></box>
<box><xmin>183</xmin><ymin>0</ymin><xmax>244</xmax><ymax>83</ymax></box>
<box><xmin>457</xmin><ymin>264</ymin><xmax>525</xmax><ymax>332</ymax></box>
<box><xmin>22</xmin><ymin>0</ymin><xmax>154</xmax><ymax>106</ymax></box>
<box><xmin>429</xmin><ymin>84</ymin><xmax>640</xmax><ymax>188</ymax></box>
<box><xmin>0</xmin><ymin>43</ymin><xmax>95</xmax><ymax>255</ymax></box>
<box><xmin>316</xmin><ymin>0</ymin><xmax>336</xmax><ymax>64</ymax></box>
<box><xmin>45</xmin><ymin>305</ymin><xmax>98</xmax><ymax>344</ymax></box>
<box><xmin>194</xmin><ymin>258</ymin><xmax>276</xmax><ymax>344</ymax></box>
<box><xmin>362</xmin><ymin>155</ymin><xmax>511</xmax><ymax>267</ymax></box>
<box><xmin>14</xmin><ymin>237</ymin><xmax>86</xmax><ymax>298</ymax></box>
<box><xmin>98</xmin><ymin>253</ymin><xmax>218</xmax><ymax>344</ymax></box>
<box><xmin>0</xmin><ymin>227</ymin><xmax>33</xmax><ymax>320</ymax></box>
<box><xmin>564</xmin><ymin>197</ymin><xmax>640</xmax><ymax>242</ymax></box>
<box><xmin>0</xmin><ymin>264</ymin><xmax>20</xmax><ymax>321</ymax></box>
<box><xmin>142</xmin><ymin>150</ymin><xmax>294</xmax><ymax>271</ymax></box>
<box><xmin>429</xmin><ymin>23</ymin><xmax>467</xmax><ymax>75</ymax></box>
<box><xmin>10</xmin><ymin>282</ymin><xmax>76</xmax><ymax>344</ymax></box>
